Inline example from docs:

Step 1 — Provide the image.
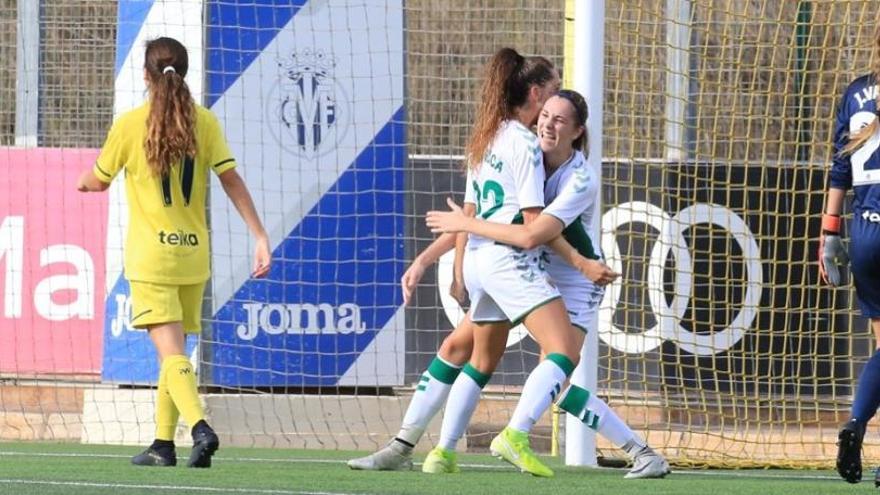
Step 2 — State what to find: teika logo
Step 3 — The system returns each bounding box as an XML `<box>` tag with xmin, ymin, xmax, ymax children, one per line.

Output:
<box><xmin>158</xmin><ymin>229</ymin><xmax>199</xmax><ymax>246</ymax></box>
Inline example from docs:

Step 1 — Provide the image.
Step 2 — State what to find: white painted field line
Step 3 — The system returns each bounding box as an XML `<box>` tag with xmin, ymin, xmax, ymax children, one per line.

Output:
<box><xmin>0</xmin><ymin>478</ymin><xmax>361</xmax><ymax>495</ymax></box>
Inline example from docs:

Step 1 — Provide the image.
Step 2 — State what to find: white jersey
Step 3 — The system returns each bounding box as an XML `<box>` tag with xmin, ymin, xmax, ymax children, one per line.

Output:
<box><xmin>543</xmin><ymin>150</ymin><xmax>601</xmax><ymax>263</ymax></box>
<box><xmin>542</xmin><ymin>150</ymin><xmax>604</xmax><ymax>328</ymax></box>
<box><xmin>463</xmin><ymin>120</ymin><xmax>545</xmax><ymax>249</ymax></box>
<box><xmin>542</xmin><ymin>150</ymin><xmax>602</xmax><ymax>278</ymax></box>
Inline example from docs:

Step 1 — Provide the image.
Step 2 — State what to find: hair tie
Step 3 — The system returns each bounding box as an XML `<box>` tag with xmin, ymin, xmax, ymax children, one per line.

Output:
<box><xmin>162</xmin><ymin>66</ymin><xmax>176</xmax><ymax>75</ymax></box>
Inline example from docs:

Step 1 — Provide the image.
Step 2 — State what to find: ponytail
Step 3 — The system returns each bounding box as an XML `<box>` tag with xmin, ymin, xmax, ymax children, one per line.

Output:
<box><xmin>143</xmin><ymin>37</ymin><xmax>196</xmax><ymax>176</ymax></box>
<box><xmin>464</xmin><ymin>48</ymin><xmax>555</xmax><ymax>170</ymax></box>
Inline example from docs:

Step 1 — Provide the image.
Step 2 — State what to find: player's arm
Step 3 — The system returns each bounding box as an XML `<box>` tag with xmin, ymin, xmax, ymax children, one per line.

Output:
<box><xmin>449</xmin><ymin>204</ymin><xmax>475</xmax><ymax>306</ymax></box>
<box><xmin>824</xmin><ymin>188</ymin><xmax>846</xmax><ymax>216</ymax></box>
<box><xmin>218</xmin><ymin>169</ymin><xmax>271</xmax><ymax>278</ymax></box>
<box><xmin>428</xmin><ymin>199</ymin><xmax>557</xmax><ymax>250</ymax></box>
<box><xmin>447</xmin><ymin>170</ymin><xmax>479</xmax><ymax>306</ymax></box>
<box><xmin>78</xmin><ymin>119</ymin><xmax>125</xmax><ymax>192</ymax></box>
<box><xmin>400</xmin><ymin>202</ymin><xmax>475</xmax><ymax>306</ymax></box>
<box><xmin>517</xmin><ymin>209</ymin><xmax>616</xmax><ymax>284</ymax></box>
<box><xmin>77</xmin><ymin>169</ymin><xmax>110</xmax><ymax>192</ymax></box>
<box><xmin>820</xmin><ymin>189</ymin><xmax>849</xmax><ymax>287</ymax></box>
<box><xmin>428</xmin><ymin>200</ymin><xmax>618</xmax><ymax>285</ymax></box>
<box><xmin>402</xmin><ymin>232</ymin><xmax>455</xmax><ymax>306</ymax></box>
<box><xmin>203</xmin><ymin>109</ymin><xmax>271</xmax><ymax>278</ymax></box>
<box><xmin>545</xmin><ymin>236</ymin><xmax>618</xmax><ymax>285</ymax></box>
<box><xmin>820</xmin><ymin>90</ymin><xmax>853</xmax><ymax>286</ymax></box>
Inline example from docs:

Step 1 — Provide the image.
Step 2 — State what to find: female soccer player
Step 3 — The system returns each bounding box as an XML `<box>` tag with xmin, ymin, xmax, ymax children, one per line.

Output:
<box><xmin>822</xmin><ymin>37</ymin><xmax>880</xmax><ymax>483</ymax></box>
<box><xmin>347</xmin><ymin>90</ymin><xmax>668</xmax><ymax>479</ymax></box>
<box><xmin>371</xmin><ymin>48</ymin><xmax>583</xmax><ymax>478</ymax></box>
<box><xmin>77</xmin><ymin>37</ymin><xmax>271</xmax><ymax>468</ymax></box>
<box><xmin>426</xmin><ymin>90</ymin><xmax>668</xmax><ymax>478</ymax></box>
<box><xmin>414</xmin><ymin>48</ymin><xmax>577</xmax><ymax>478</ymax></box>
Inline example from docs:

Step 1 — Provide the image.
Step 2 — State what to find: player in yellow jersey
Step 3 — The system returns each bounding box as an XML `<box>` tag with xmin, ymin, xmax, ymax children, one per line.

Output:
<box><xmin>77</xmin><ymin>37</ymin><xmax>271</xmax><ymax>468</ymax></box>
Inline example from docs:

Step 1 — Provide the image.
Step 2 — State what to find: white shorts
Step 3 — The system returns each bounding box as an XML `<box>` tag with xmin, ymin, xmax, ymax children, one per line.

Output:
<box><xmin>464</xmin><ymin>244</ymin><xmax>561</xmax><ymax>325</ymax></box>
<box><xmin>550</xmin><ymin>266</ymin><xmax>604</xmax><ymax>333</ymax></box>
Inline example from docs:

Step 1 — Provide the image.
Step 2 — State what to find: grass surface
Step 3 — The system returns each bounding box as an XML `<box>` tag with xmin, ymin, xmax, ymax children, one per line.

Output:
<box><xmin>0</xmin><ymin>442</ymin><xmax>873</xmax><ymax>495</ymax></box>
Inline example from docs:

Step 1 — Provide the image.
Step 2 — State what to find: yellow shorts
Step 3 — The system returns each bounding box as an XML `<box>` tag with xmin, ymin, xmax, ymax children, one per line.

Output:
<box><xmin>129</xmin><ymin>280</ymin><xmax>207</xmax><ymax>334</ymax></box>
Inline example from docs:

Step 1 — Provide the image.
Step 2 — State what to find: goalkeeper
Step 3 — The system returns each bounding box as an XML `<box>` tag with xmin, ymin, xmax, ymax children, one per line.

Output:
<box><xmin>821</xmin><ymin>67</ymin><xmax>880</xmax><ymax>484</ymax></box>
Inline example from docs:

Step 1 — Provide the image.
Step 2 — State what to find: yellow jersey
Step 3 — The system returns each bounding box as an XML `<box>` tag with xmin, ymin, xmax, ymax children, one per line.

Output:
<box><xmin>93</xmin><ymin>103</ymin><xmax>237</xmax><ymax>284</ymax></box>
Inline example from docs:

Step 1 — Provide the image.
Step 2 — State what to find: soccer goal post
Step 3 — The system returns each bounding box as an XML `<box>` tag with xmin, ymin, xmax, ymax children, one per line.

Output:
<box><xmin>563</xmin><ymin>0</ymin><xmax>604</xmax><ymax>467</ymax></box>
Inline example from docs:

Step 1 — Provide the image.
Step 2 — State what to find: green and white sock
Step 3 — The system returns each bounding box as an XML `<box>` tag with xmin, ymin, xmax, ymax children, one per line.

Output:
<box><xmin>508</xmin><ymin>353</ymin><xmax>575</xmax><ymax>433</ymax></box>
<box><xmin>437</xmin><ymin>364</ymin><xmax>491</xmax><ymax>451</ymax></box>
<box><xmin>557</xmin><ymin>383</ymin><xmax>645</xmax><ymax>451</ymax></box>
<box><xmin>396</xmin><ymin>355</ymin><xmax>462</xmax><ymax>446</ymax></box>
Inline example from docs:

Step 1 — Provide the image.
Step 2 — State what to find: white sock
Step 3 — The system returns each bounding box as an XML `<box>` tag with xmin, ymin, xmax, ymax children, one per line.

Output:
<box><xmin>437</xmin><ymin>364</ymin><xmax>490</xmax><ymax>451</ymax></box>
<box><xmin>396</xmin><ymin>356</ymin><xmax>462</xmax><ymax>446</ymax></box>
<box><xmin>508</xmin><ymin>354</ymin><xmax>574</xmax><ymax>433</ymax></box>
<box><xmin>587</xmin><ymin>393</ymin><xmax>642</xmax><ymax>448</ymax></box>
<box><xmin>557</xmin><ymin>383</ymin><xmax>646</xmax><ymax>453</ymax></box>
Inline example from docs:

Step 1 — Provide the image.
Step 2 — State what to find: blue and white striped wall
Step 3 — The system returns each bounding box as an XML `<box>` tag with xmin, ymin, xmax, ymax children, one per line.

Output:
<box><xmin>102</xmin><ymin>0</ymin><xmax>405</xmax><ymax>387</ymax></box>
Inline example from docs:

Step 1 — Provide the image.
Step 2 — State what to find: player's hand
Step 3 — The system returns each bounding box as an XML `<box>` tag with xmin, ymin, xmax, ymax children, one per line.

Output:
<box><xmin>76</xmin><ymin>170</ymin><xmax>90</xmax><ymax>192</ymax></box>
<box><xmin>401</xmin><ymin>260</ymin><xmax>427</xmax><ymax>306</ymax></box>
<box><xmin>449</xmin><ymin>274</ymin><xmax>468</xmax><ymax>307</ymax></box>
<box><xmin>576</xmin><ymin>258</ymin><xmax>620</xmax><ymax>286</ymax></box>
<box><xmin>819</xmin><ymin>214</ymin><xmax>848</xmax><ymax>287</ymax></box>
<box><xmin>426</xmin><ymin>198</ymin><xmax>469</xmax><ymax>234</ymax></box>
<box><xmin>252</xmin><ymin>235</ymin><xmax>271</xmax><ymax>278</ymax></box>
<box><xmin>76</xmin><ymin>169</ymin><xmax>109</xmax><ymax>192</ymax></box>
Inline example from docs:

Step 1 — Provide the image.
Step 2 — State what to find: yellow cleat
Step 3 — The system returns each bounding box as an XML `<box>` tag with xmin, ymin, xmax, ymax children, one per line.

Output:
<box><xmin>490</xmin><ymin>427</ymin><xmax>554</xmax><ymax>478</ymax></box>
<box><xmin>421</xmin><ymin>447</ymin><xmax>460</xmax><ymax>474</ymax></box>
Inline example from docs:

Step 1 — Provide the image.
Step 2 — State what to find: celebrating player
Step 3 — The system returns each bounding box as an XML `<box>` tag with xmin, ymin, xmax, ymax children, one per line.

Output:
<box><xmin>347</xmin><ymin>89</ymin><xmax>669</xmax><ymax>478</ymax></box>
<box><xmin>77</xmin><ymin>37</ymin><xmax>271</xmax><ymax>468</ymax></box>
<box><xmin>359</xmin><ymin>46</ymin><xmax>607</xmax><ymax>479</ymax></box>
<box><xmin>412</xmin><ymin>47</ymin><xmax>576</xmax><ymax>478</ymax></box>
<box><xmin>425</xmin><ymin>89</ymin><xmax>668</xmax><ymax>478</ymax></box>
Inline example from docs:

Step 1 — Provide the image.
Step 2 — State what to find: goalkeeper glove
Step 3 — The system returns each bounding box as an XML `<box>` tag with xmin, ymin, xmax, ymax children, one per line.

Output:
<box><xmin>819</xmin><ymin>213</ymin><xmax>849</xmax><ymax>287</ymax></box>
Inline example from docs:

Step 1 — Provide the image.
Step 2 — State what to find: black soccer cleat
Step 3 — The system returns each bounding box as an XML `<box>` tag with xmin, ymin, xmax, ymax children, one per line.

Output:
<box><xmin>131</xmin><ymin>447</ymin><xmax>177</xmax><ymax>467</ymax></box>
<box><xmin>837</xmin><ymin>419</ymin><xmax>865</xmax><ymax>484</ymax></box>
<box><xmin>187</xmin><ymin>422</ymin><xmax>220</xmax><ymax>468</ymax></box>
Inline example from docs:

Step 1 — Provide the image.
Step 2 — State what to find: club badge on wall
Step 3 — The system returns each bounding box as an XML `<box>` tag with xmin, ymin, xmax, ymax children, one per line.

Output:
<box><xmin>270</xmin><ymin>48</ymin><xmax>350</xmax><ymax>158</ymax></box>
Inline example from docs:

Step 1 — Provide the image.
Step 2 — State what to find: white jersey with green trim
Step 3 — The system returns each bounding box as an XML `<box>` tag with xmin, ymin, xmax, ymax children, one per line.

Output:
<box><xmin>463</xmin><ymin>120</ymin><xmax>545</xmax><ymax>249</ymax></box>
<box><xmin>542</xmin><ymin>150</ymin><xmax>602</xmax><ymax>280</ymax></box>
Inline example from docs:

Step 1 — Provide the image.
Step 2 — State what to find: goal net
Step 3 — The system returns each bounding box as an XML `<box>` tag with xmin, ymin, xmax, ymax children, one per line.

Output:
<box><xmin>597</xmin><ymin>0</ymin><xmax>877</xmax><ymax>467</ymax></box>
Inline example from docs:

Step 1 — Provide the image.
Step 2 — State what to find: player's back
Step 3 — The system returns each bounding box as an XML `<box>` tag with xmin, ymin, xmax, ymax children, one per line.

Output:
<box><xmin>831</xmin><ymin>74</ymin><xmax>880</xmax><ymax>215</ymax></box>
<box><xmin>465</xmin><ymin>120</ymin><xmax>545</xmax><ymax>249</ymax></box>
<box><xmin>96</xmin><ymin>103</ymin><xmax>236</xmax><ymax>284</ymax></box>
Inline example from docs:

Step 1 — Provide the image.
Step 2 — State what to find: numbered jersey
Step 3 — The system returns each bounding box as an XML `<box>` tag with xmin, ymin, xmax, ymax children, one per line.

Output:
<box><xmin>93</xmin><ymin>103</ymin><xmax>237</xmax><ymax>284</ymax></box>
<box><xmin>830</xmin><ymin>74</ymin><xmax>880</xmax><ymax>215</ymax></box>
<box><xmin>463</xmin><ymin>120</ymin><xmax>545</xmax><ymax>248</ymax></box>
